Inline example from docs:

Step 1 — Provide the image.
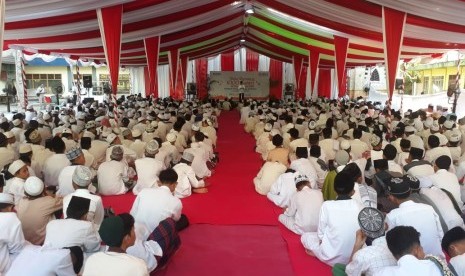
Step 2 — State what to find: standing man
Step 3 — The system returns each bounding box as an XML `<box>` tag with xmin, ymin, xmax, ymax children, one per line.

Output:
<box><xmin>35</xmin><ymin>84</ymin><xmax>46</xmax><ymax>110</ymax></box>
<box><xmin>238</xmin><ymin>80</ymin><xmax>245</xmax><ymax>102</ymax></box>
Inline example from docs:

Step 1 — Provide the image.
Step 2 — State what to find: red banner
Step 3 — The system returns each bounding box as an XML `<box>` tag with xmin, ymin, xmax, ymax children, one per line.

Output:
<box><xmin>195</xmin><ymin>57</ymin><xmax>208</xmax><ymax>99</ymax></box>
<box><xmin>309</xmin><ymin>48</ymin><xmax>320</xmax><ymax>98</ymax></box>
<box><xmin>383</xmin><ymin>7</ymin><xmax>406</xmax><ymax>100</ymax></box>
<box><xmin>168</xmin><ymin>49</ymin><xmax>180</xmax><ymax>98</ymax></box>
<box><xmin>318</xmin><ymin>69</ymin><xmax>332</xmax><ymax>98</ymax></box>
<box><xmin>221</xmin><ymin>50</ymin><xmax>234</xmax><ymax>71</ymax></box>
<box><xmin>97</xmin><ymin>5</ymin><xmax>123</xmax><ymax>95</ymax></box>
<box><xmin>144</xmin><ymin>36</ymin><xmax>160</xmax><ymax>98</ymax></box>
<box><xmin>246</xmin><ymin>48</ymin><xmax>259</xmax><ymax>71</ymax></box>
<box><xmin>334</xmin><ymin>35</ymin><xmax>349</xmax><ymax>97</ymax></box>
<box><xmin>269</xmin><ymin>58</ymin><xmax>283</xmax><ymax>99</ymax></box>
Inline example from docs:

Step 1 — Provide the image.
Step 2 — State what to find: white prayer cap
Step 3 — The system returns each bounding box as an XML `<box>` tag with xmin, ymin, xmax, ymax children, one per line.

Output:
<box><xmin>12</xmin><ymin>119</ymin><xmax>21</xmax><ymax>126</ymax></box>
<box><xmin>62</xmin><ymin>128</ymin><xmax>72</xmax><ymax>134</ymax></box>
<box><xmin>449</xmin><ymin>130</ymin><xmax>462</xmax><ymax>143</ymax></box>
<box><xmin>145</xmin><ymin>140</ymin><xmax>159</xmax><ymax>154</ymax></box>
<box><xmin>8</xmin><ymin>160</ymin><xmax>26</xmax><ymax>175</ymax></box>
<box><xmin>82</xmin><ymin>131</ymin><xmax>95</xmax><ymax>140</ymax></box>
<box><xmin>430</xmin><ymin>122</ymin><xmax>440</xmax><ymax>132</ymax></box>
<box><xmin>138</xmin><ymin>117</ymin><xmax>146</xmax><ymax>122</ymax></box>
<box><xmin>106</xmin><ymin>133</ymin><xmax>118</xmax><ymax>144</ymax></box>
<box><xmin>264</xmin><ymin>123</ymin><xmax>272</xmax><ymax>132</ymax></box>
<box><xmin>19</xmin><ymin>144</ymin><xmax>32</xmax><ymax>154</ymax></box>
<box><xmin>72</xmin><ymin>166</ymin><xmax>92</xmax><ymax>187</ymax></box>
<box><xmin>270</xmin><ymin>129</ymin><xmax>280</xmax><ymax>136</ymax></box>
<box><xmin>145</xmin><ymin>125</ymin><xmax>155</xmax><ymax>133</ymax></box>
<box><xmin>24</xmin><ymin>176</ymin><xmax>44</xmax><ymax>196</ymax></box>
<box><xmin>85</xmin><ymin>121</ymin><xmax>96</xmax><ymax>129</ymax></box>
<box><xmin>340</xmin><ymin>140</ymin><xmax>351</xmax><ymax>150</ymax></box>
<box><xmin>404</xmin><ymin>126</ymin><xmax>416</xmax><ymax>133</ymax></box>
<box><xmin>192</xmin><ymin>124</ymin><xmax>200</xmax><ymax>131</ymax></box>
<box><xmin>43</xmin><ymin>113</ymin><xmax>51</xmax><ymax>120</ymax></box>
<box><xmin>443</xmin><ymin>120</ymin><xmax>454</xmax><ymax>129</ymax></box>
<box><xmin>3</xmin><ymin>131</ymin><xmax>14</xmax><ymax>139</ymax></box>
<box><xmin>0</xmin><ymin>117</ymin><xmax>6</xmax><ymax>123</ymax></box>
<box><xmin>424</xmin><ymin>117</ymin><xmax>434</xmax><ymax>128</ymax></box>
<box><xmin>132</xmin><ymin>129</ymin><xmax>142</xmax><ymax>138</ymax></box>
<box><xmin>0</xmin><ymin>193</ymin><xmax>14</xmax><ymax>205</ymax></box>
<box><xmin>370</xmin><ymin>135</ymin><xmax>381</xmax><ymax>147</ymax></box>
<box><xmin>166</xmin><ymin>133</ymin><xmax>177</xmax><ymax>143</ymax></box>
<box><xmin>181</xmin><ymin>151</ymin><xmax>194</xmax><ymax>162</ymax></box>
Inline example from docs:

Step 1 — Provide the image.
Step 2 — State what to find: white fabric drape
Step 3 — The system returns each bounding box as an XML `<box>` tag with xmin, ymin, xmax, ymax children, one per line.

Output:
<box><xmin>330</xmin><ymin>69</ymin><xmax>338</xmax><ymax>99</ymax></box>
<box><xmin>207</xmin><ymin>55</ymin><xmax>220</xmax><ymax>74</ymax></box>
<box><xmin>283</xmin><ymin>62</ymin><xmax>295</xmax><ymax>86</ymax></box>
<box><xmin>258</xmin><ymin>54</ymin><xmax>270</xmax><ymax>71</ymax></box>
<box><xmin>186</xmin><ymin>60</ymin><xmax>196</xmax><ymax>83</ymax></box>
<box><xmin>234</xmin><ymin>48</ymin><xmax>246</xmax><ymax>71</ymax></box>
<box><xmin>129</xmin><ymin>67</ymin><xmax>145</xmax><ymax>96</ymax></box>
<box><xmin>157</xmin><ymin>64</ymin><xmax>170</xmax><ymax>98</ymax></box>
<box><xmin>0</xmin><ymin>0</ymin><xmax>4</xmax><ymax>72</ymax></box>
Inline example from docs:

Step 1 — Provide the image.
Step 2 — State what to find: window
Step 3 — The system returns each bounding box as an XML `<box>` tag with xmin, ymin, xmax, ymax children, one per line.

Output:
<box><xmin>423</xmin><ymin>76</ymin><xmax>429</xmax><ymax>94</ymax></box>
<box><xmin>370</xmin><ymin>68</ymin><xmax>380</xmax><ymax>81</ymax></box>
<box><xmin>431</xmin><ymin>76</ymin><xmax>444</xmax><ymax>93</ymax></box>
<box><xmin>99</xmin><ymin>74</ymin><xmax>130</xmax><ymax>94</ymax></box>
<box><xmin>25</xmin><ymin>74</ymin><xmax>62</xmax><ymax>91</ymax></box>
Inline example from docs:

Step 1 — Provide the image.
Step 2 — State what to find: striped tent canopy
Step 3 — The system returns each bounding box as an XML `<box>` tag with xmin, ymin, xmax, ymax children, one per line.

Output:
<box><xmin>2</xmin><ymin>0</ymin><xmax>463</xmax><ymax>67</ymax></box>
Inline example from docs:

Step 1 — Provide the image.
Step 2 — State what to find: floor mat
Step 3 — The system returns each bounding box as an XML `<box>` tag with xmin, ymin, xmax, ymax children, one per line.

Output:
<box><xmin>156</xmin><ymin>224</ymin><xmax>294</xmax><ymax>276</ymax></box>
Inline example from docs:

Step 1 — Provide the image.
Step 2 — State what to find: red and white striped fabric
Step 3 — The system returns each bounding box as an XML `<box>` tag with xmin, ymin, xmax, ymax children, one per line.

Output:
<box><xmin>75</xmin><ymin>65</ymin><xmax>82</xmax><ymax>104</ymax></box>
<box><xmin>2</xmin><ymin>0</ymin><xmax>465</xmax><ymax>67</ymax></box>
<box><xmin>21</xmin><ymin>54</ymin><xmax>28</xmax><ymax>108</ymax></box>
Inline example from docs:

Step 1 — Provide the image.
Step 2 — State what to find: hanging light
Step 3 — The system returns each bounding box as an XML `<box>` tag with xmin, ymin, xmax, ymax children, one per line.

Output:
<box><xmin>240</xmin><ymin>37</ymin><xmax>246</xmax><ymax>43</ymax></box>
<box><xmin>244</xmin><ymin>3</ymin><xmax>254</xmax><ymax>14</ymax></box>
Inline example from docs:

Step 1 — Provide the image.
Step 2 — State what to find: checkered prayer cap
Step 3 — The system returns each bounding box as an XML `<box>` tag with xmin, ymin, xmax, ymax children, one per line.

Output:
<box><xmin>72</xmin><ymin>165</ymin><xmax>92</xmax><ymax>187</ymax></box>
<box><xmin>66</xmin><ymin>147</ymin><xmax>83</xmax><ymax>161</ymax></box>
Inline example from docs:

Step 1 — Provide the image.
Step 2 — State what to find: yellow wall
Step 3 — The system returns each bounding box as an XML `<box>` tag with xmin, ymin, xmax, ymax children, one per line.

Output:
<box><xmin>417</xmin><ymin>66</ymin><xmax>464</xmax><ymax>94</ymax></box>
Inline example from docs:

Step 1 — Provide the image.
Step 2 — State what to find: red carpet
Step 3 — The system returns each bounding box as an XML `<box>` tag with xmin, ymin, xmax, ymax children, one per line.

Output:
<box><xmin>102</xmin><ymin>110</ymin><xmax>331</xmax><ymax>275</ymax></box>
<box><xmin>157</xmin><ymin>224</ymin><xmax>294</xmax><ymax>276</ymax></box>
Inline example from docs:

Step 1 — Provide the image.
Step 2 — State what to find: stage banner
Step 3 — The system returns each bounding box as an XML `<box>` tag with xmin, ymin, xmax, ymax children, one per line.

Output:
<box><xmin>209</xmin><ymin>71</ymin><xmax>269</xmax><ymax>99</ymax></box>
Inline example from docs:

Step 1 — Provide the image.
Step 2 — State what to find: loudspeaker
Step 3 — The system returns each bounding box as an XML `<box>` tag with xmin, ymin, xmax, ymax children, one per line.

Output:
<box><xmin>82</xmin><ymin>97</ymin><xmax>95</xmax><ymax>105</ymax></box>
<box><xmin>83</xmin><ymin>76</ymin><xmax>93</xmax><ymax>88</ymax></box>
<box><xmin>395</xmin><ymin>79</ymin><xmax>404</xmax><ymax>90</ymax></box>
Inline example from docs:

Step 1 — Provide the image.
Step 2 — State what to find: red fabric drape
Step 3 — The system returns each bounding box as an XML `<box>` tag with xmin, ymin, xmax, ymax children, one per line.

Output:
<box><xmin>173</xmin><ymin>55</ymin><xmax>188</xmax><ymax>99</ymax></box>
<box><xmin>143</xmin><ymin>66</ymin><xmax>150</xmax><ymax>96</ymax></box>
<box><xmin>383</xmin><ymin>7</ymin><xmax>406</xmax><ymax>100</ymax></box>
<box><xmin>195</xmin><ymin>57</ymin><xmax>208</xmax><ymax>99</ymax></box>
<box><xmin>334</xmin><ymin>35</ymin><xmax>349</xmax><ymax>97</ymax></box>
<box><xmin>318</xmin><ymin>69</ymin><xmax>332</xmax><ymax>98</ymax></box>
<box><xmin>97</xmin><ymin>5</ymin><xmax>123</xmax><ymax>95</ymax></box>
<box><xmin>269</xmin><ymin>58</ymin><xmax>283</xmax><ymax>100</ymax></box>
<box><xmin>168</xmin><ymin>49</ymin><xmax>180</xmax><ymax>98</ymax></box>
<box><xmin>298</xmin><ymin>66</ymin><xmax>308</xmax><ymax>99</ymax></box>
<box><xmin>144</xmin><ymin>36</ymin><xmax>160</xmax><ymax>98</ymax></box>
<box><xmin>246</xmin><ymin>48</ymin><xmax>259</xmax><ymax>71</ymax></box>
<box><xmin>293</xmin><ymin>56</ymin><xmax>306</xmax><ymax>99</ymax></box>
<box><xmin>220</xmin><ymin>50</ymin><xmax>234</xmax><ymax>71</ymax></box>
<box><xmin>293</xmin><ymin>56</ymin><xmax>303</xmax><ymax>98</ymax></box>
<box><xmin>309</xmin><ymin>49</ymin><xmax>320</xmax><ymax>98</ymax></box>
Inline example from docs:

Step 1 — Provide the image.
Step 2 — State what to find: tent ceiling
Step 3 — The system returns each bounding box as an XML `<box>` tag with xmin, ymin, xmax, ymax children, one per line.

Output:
<box><xmin>3</xmin><ymin>0</ymin><xmax>463</xmax><ymax>67</ymax></box>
